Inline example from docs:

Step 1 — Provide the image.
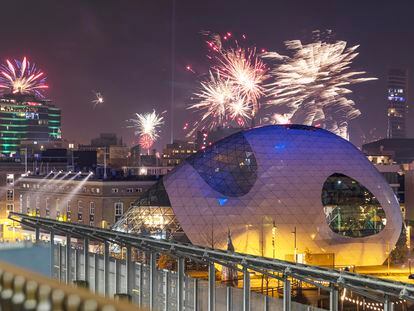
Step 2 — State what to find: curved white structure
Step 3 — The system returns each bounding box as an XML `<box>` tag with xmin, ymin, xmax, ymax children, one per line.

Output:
<box><xmin>122</xmin><ymin>125</ymin><xmax>403</xmax><ymax>266</ymax></box>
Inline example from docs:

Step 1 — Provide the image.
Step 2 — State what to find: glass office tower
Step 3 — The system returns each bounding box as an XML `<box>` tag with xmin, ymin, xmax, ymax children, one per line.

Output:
<box><xmin>0</xmin><ymin>93</ymin><xmax>61</xmax><ymax>155</ymax></box>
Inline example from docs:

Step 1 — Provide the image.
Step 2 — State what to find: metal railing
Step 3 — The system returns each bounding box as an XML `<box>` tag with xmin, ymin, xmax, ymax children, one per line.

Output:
<box><xmin>9</xmin><ymin>212</ymin><xmax>414</xmax><ymax>311</ymax></box>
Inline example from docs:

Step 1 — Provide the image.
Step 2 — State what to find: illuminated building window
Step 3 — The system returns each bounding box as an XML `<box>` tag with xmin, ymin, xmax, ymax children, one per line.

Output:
<box><xmin>90</xmin><ymin>202</ymin><xmax>95</xmax><ymax>215</ymax></box>
<box><xmin>6</xmin><ymin>190</ymin><xmax>13</xmax><ymax>201</ymax></box>
<box><xmin>35</xmin><ymin>196</ymin><xmax>40</xmax><ymax>214</ymax></box>
<box><xmin>6</xmin><ymin>174</ymin><xmax>14</xmax><ymax>185</ymax></box>
<box><xmin>77</xmin><ymin>200</ymin><xmax>83</xmax><ymax>211</ymax></box>
<box><xmin>322</xmin><ymin>173</ymin><xmax>386</xmax><ymax>237</ymax></box>
<box><xmin>26</xmin><ymin>195</ymin><xmax>30</xmax><ymax>210</ymax></box>
<box><xmin>114</xmin><ymin>202</ymin><xmax>123</xmax><ymax>222</ymax></box>
<box><xmin>112</xmin><ymin>188</ymin><xmax>119</xmax><ymax>193</ymax></box>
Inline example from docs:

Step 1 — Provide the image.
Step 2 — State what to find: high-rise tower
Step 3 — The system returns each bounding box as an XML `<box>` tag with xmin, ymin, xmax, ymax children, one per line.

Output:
<box><xmin>387</xmin><ymin>69</ymin><xmax>408</xmax><ymax>138</ymax></box>
<box><xmin>0</xmin><ymin>93</ymin><xmax>61</xmax><ymax>155</ymax></box>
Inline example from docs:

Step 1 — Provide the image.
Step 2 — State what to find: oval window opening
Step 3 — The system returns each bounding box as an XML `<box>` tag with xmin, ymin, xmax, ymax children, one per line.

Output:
<box><xmin>322</xmin><ymin>173</ymin><xmax>386</xmax><ymax>237</ymax></box>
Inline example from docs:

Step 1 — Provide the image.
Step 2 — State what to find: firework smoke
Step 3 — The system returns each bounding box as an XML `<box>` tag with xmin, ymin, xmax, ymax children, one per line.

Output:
<box><xmin>0</xmin><ymin>57</ymin><xmax>48</xmax><ymax>97</ymax></box>
<box><xmin>263</xmin><ymin>38</ymin><xmax>376</xmax><ymax>139</ymax></box>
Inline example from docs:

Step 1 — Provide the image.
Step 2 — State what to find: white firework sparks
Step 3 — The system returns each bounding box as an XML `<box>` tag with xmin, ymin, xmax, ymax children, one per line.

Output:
<box><xmin>129</xmin><ymin>110</ymin><xmax>165</xmax><ymax>149</ymax></box>
<box><xmin>263</xmin><ymin>39</ymin><xmax>376</xmax><ymax>139</ymax></box>
<box><xmin>190</xmin><ymin>72</ymin><xmax>233</xmax><ymax>128</ymax></box>
<box><xmin>188</xmin><ymin>71</ymin><xmax>252</xmax><ymax>133</ymax></box>
<box><xmin>217</xmin><ymin>48</ymin><xmax>268</xmax><ymax>115</ymax></box>
<box><xmin>263</xmin><ymin>113</ymin><xmax>291</xmax><ymax>125</ymax></box>
<box><xmin>92</xmin><ymin>91</ymin><xmax>104</xmax><ymax>108</ymax></box>
<box><xmin>189</xmin><ymin>33</ymin><xmax>268</xmax><ymax>133</ymax></box>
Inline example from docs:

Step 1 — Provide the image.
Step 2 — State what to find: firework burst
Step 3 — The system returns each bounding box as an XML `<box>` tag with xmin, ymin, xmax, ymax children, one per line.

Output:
<box><xmin>129</xmin><ymin>110</ymin><xmax>165</xmax><ymax>150</ymax></box>
<box><xmin>217</xmin><ymin>48</ymin><xmax>267</xmax><ymax>115</ymax></box>
<box><xmin>263</xmin><ymin>38</ymin><xmax>376</xmax><ymax>139</ymax></box>
<box><xmin>189</xmin><ymin>32</ymin><xmax>268</xmax><ymax>134</ymax></box>
<box><xmin>0</xmin><ymin>57</ymin><xmax>48</xmax><ymax>97</ymax></box>
<box><xmin>92</xmin><ymin>91</ymin><xmax>104</xmax><ymax>108</ymax></box>
<box><xmin>263</xmin><ymin>113</ymin><xmax>291</xmax><ymax>125</ymax></box>
<box><xmin>188</xmin><ymin>71</ymin><xmax>253</xmax><ymax>134</ymax></box>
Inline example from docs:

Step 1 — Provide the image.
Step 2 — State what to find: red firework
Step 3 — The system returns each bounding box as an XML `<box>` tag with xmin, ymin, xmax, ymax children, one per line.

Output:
<box><xmin>139</xmin><ymin>133</ymin><xmax>154</xmax><ymax>150</ymax></box>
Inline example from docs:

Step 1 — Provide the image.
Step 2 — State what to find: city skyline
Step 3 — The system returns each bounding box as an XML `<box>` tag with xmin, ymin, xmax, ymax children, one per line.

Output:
<box><xmin>1</xmin><ymin>0</ymin><xmax>414</xmax><ymax>148</ymax></box>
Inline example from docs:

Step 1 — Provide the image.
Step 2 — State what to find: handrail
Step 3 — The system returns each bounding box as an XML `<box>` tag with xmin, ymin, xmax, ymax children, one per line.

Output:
<box><xmin>9</xmin><ymin>211</ymin><xmax>414</xmax><ymax>302</ymax></box>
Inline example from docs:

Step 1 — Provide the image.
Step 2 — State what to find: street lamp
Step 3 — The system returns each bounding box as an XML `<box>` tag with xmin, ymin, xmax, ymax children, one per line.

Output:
<box><xmin>292</xmin><ymin>226</ymin><xmax>297</xmax><ymax>263</ymax></box>
<box><xmin>272</xmin><ymin>221</ymin><xmax>277</xmax><ymax>259</ymax></box>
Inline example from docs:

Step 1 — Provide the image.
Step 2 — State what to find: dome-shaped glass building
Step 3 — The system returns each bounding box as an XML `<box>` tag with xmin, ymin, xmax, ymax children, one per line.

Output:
<box><xmin>118</xmin><ymin>125</ymin><xmax>402</xmax><ymax>266</ymax></box>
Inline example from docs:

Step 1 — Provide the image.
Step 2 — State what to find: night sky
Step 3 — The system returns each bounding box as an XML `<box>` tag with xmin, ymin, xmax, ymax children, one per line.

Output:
<box><xmin>2</xmin><ymin>0</ymin><xmax>414</xmax><ymax>149</ymax></box>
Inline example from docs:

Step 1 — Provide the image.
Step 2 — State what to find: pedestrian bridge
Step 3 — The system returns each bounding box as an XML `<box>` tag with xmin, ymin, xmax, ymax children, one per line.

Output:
<box><xmin>9</xmin><ymin>212</ymin><xmax>414</xmax><ymax>311</ymax></box>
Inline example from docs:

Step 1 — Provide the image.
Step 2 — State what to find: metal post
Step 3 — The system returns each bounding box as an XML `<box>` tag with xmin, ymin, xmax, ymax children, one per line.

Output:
<box><xmin>138</xmin><ymin>263</ymin><xmax>143</xmax><ymax>307</ymax></box>
<box><xmin>66</xmin><ymin>235</ymin><xmax>71</xmax><ymax>284</ymax></box>
<box><xmin>94</xmin><ymin>252</ymin><xmax>99</xmax><ymax>293</ymax></box>
<box><xmin>177</xmin><ymin>257</ymin><xmax>184</xmax><ymax>311</ymax></box>
<box><xmin>83</xmin><ymin>238</ymin><xmax>89</xmax><ymax>283</ymax></box>
<box><xmin>193</xmin><ymin>278</ymin><xmax>198</xmax><ymax>311</ymax></box>
<box><xmin>115</xmin><ymin>258</ymin><xmax>120</xmax><ymax>293</ymax></box>
<box><xmin>208</xmin><ymin>261</ymin><xmax>215</xmax><ymax>311</ymax></box>
<box><xmin>384</xmin><ymin>296</ymin><xmax>394</xmax><ymax>311</ymax></box>
<box><xmin>243</xmin><ymin>266</ymin><xmax>250</xmax><ymax>311</ymax></box>
<box><xmin>50</xmin><ymin>231</ymin><xmax>55</xmax><ymax>277</ymax></box>
<box><xmin>126</xmin><ymin>246</ymin><xmax>132</xmax><ymax>295</ymax></box>
<box><xmin>74</xmin><ymin>249</ymin><xmax>79</xmax><ymax>281</ymax></box>
<box><xmin>264</xmin><ymin>295</ymin><xmax>269</xmax><ymax>311</ymax></box>
<box><xmin>226</xmin><ymin>286</ymin><xmax>232</xmax><ymax>311</ymax></box>
<box><xmin>149</xmin><ymin>252</ymin><xmax>156</xmax><ymax>310</ymax></box>
<box><xmin>329</xmin><ymin>285</ymin><xmax>338</xmax><ymax>311</ymax></box>
<box><xmin>35</xmin><ymin>226</ymin><xmax>40</xmax><ymax>242</ymax></box>
<box><xmin>164</xmin><ymin>270</ymin><xmax>169</xmax><ymax>311</ymax></box>
<box><xmin>283</xmin><ymin>278</ymin><xmax>291</xmax><ymax>311</ymax></box>
<box><xmin>58</xmin><ymin>243</ymin><xmax>63</xmax><ymax>282</ymax></box>
<box><xmin>104</xmin><ymin>241</ymin><xmax>109</xmax><ymax>297</ymax></box>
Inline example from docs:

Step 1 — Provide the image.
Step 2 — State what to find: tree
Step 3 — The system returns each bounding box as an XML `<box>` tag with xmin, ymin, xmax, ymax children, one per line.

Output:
<box><xmin>390</xmin><ymin>226</ymin><xmax>408</xmax><ymax>264</ymax></box>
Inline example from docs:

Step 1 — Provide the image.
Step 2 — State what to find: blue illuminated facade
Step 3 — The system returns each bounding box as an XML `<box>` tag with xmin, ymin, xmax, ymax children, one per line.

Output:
<box><xmin>186</xmin><ymin>131</ymin><xmax>257</xmax><ymax>197</ymax></box>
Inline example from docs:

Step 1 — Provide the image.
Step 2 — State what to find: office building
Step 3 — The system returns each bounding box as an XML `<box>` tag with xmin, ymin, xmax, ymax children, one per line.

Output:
<box><xmin>18</xmin><ymin>173</ymin><xmax>158</xmax><ymax>229</ymax></box>
<box><xmin>362</xmin><ymin>138</ymin><xmax>414</xmax><ymax>164</ymax></box>
<box><xmin>162</xmin><ymin>139</ymin><xmax>197</xmax><ymax>166</ymax></box>
<box><xmin>0</xmin><ymin>93</ymin><xmax>61</xmax><ymax>155</ymax></box>
<box><xmin>387</xmin><ymin>69</ymin><xmax>408</xmax><ymax>138</ymax></box>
